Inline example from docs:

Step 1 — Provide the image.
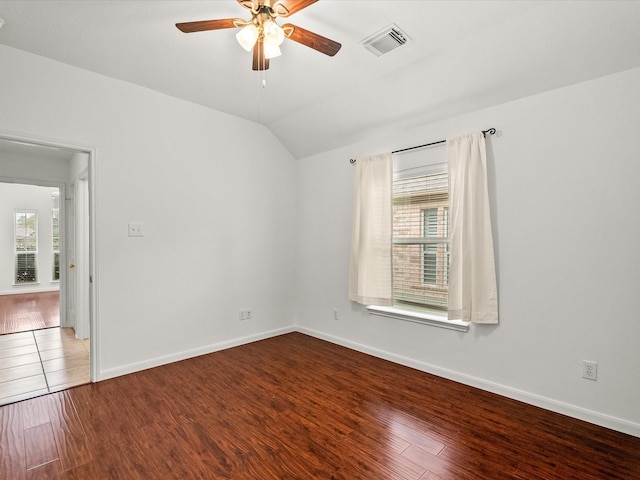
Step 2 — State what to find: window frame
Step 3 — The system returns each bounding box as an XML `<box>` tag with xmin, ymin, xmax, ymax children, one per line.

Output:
<box><xmin>374</xmin><ymin>161</ymin><xmax>469</xmax><ymax>332</ymax></box>
<box><xmin>392</xmin><ymin>169</ymin><xmax>449</xmax><ymax>313</ymax></box>
<box><xmin>14</xmin><ymin>210</ymin><xmax>39</xmax><ymax>285</ymax></box>
<box><xmin>51</xmin><ymin>192</ymin><xmax>60</xmax><ymax>281</ymax></box>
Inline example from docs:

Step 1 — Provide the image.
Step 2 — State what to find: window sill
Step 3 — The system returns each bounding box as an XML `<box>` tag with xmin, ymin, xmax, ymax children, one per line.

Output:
<box><xmin>367</xmin><ymin>305</ymin><xmax>470</xmax><ymax>332</ymax></box>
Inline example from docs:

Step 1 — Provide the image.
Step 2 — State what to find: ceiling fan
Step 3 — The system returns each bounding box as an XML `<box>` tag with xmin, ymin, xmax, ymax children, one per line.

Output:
<box><xmin>176</xmin><ymin>0</ymin><xmax>342</xmax><ymax>71</ymax></box>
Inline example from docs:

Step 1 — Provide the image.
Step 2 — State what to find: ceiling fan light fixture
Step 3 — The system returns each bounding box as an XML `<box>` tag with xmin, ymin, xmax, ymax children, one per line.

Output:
<box><xmin>236</xmin><ymin>23</ymin><xmax>260</xmax><ymax>51</ymax></box>
<box><xmin>263</xmin><ymin>19</ymin><xmax>285</xmax><ymax>46</ymax></box>
<box><xmin>176</xmin><ymin>0</ymin><xmax>341</xmax><ymax>71</ymax></box>
<box><xmin>263</xmin><ymin>41</ymin><xmax>282</xmax><ymax>59</ymax></box>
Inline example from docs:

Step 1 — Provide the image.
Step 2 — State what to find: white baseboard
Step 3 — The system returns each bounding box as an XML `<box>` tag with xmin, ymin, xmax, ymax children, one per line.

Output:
<box><xmin>0</xmin><ymin>287</ymin><xmax>60</xmax><ymax>296</ymax></box>
<box><xmin>296</xmin><ymin>325</ymin><xmax>640</xmax><ymax>439</ymax></box>
<box><xmin>99</xmin><ymin>325</ymin><xmax>296</xmax><ymax>381</ymax></box>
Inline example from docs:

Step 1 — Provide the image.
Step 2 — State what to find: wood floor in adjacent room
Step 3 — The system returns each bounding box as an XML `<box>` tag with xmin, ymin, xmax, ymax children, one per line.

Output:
<box><xmin>1</xmin><ymin>332</ymin><xmax>639</xmax><ymax>479</ymax></box>
<box><xmin>0</xmin><ymin>292</ymin><xmax>60</xmax><ymax>335</ymax></box>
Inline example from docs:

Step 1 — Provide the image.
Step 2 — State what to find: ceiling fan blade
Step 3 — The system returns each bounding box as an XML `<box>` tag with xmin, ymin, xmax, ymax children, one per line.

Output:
<box><xmin>282</xmin><ymin>23</ymin><xmax>341</xmax><ymax>56</ymax></box>
<box><xmin>277</xmin><ymin>0</ymin><xmax>318</xmax><ymax>17</ymax></box>
<box><xmin>176</xmin><ymin>18</ymin><xmax>239</xmax><ymax>33</ymax></box>
<box><xmin>252</xmin><ymin>38</ymin><xmax>270</xmax><ymax>71</ymax></box>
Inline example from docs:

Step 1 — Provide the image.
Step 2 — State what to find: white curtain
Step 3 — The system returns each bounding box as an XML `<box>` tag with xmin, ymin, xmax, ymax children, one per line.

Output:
<box><xmin>447</xmin><ymin>133</ymin><xmax>499</xmax><ymax>324</ymax></box>
<box><xmin>348</xmin><ymin>152</ymin><xmax>393</xmax><ymax>306</ymax></box>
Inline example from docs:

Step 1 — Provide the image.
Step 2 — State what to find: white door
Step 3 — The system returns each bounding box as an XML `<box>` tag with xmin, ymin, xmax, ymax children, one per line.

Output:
<box><xmin>72</xmin><ymin>176</ymin><xmax>90</xmax><ymax>339</ymax></box>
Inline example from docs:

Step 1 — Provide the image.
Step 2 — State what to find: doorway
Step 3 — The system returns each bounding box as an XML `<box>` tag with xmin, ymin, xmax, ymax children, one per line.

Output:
<box><xmin>0</xmin><ymin>133</ymin><xmax>96</xmax><ymax>399</ymax></box>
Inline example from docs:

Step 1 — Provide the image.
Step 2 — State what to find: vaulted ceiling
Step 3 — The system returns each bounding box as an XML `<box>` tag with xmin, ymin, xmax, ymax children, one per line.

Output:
<box><xmin>1</xmin><ymin>1</ymin><xmax>639</xmax><ymax>158</ymax></box>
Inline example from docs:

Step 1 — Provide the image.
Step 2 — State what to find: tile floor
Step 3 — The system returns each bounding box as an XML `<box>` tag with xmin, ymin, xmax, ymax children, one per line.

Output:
<box><xmin>0</xmin><ymin>327</ymin><xmax>89</xmax><ymax>406</ymax></box>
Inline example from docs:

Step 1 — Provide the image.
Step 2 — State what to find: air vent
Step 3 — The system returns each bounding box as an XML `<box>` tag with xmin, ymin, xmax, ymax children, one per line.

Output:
<box><xmin>362</xmin><ymin>24</ymin><xmax>410</xmax><ymax>57</ymax></box>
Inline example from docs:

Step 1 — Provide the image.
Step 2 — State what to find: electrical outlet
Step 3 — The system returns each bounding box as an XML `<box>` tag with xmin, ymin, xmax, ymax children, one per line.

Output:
<box><xmin>246</xmin><ymin>309</ymin><xmax>252</xmax><ymax>320</ymax></box>
<box><xmin>333</xmin><ymin>309</ymin><xmax>339</xmax><ymax>320</ymax></box>
<box><xmin>128</xmin><ymin>222</ymin><xmax>144</xmax><ymax>237</ymax></box>
<box><xmin>239</xmin><ymin>309</ymin><xmax>246</xmax><ymax>321</ymax></box>
<box><xmin>239</xmin><ymin>309</ymin><xmax>252</xmax><ymax>321</ymax></box>
<box><xmin>582</xmin><ymin>360</ymin><xmax>597</xmax><ymax>381</ymax></box>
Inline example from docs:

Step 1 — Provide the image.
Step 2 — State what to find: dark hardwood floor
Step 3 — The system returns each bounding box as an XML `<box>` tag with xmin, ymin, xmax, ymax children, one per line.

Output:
<box><xmin>1</xmin><ymin>332</ymin><xmax>638</xmax><ymax>479</ymax></box>
<box><xmin>0</xmin><ymin>292</ymin><xmax>60</xmax><ymax>335</ymax></box>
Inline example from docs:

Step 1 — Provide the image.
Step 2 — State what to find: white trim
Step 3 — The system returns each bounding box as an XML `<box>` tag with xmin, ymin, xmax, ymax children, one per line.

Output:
<box><xmin>99</xmin><ymin>326</ymin><xmax>296</xmax><ymax>381</ymax></box>
<box><xmin>295</xmin><ymin>326</ymin><xmax>640</xmax><ymax>439</ymax></box>
<box><xmin>89</xmin><ymin>150</ymin><xmax>98</xmax><ymax>383</ymax></box>
<box><xmin>1</xmin><ymin>287</ymin><xmax>59</xmax><ymax>295</ymax></box>
<box><xmin>367</xmin><ymin>305</ymin><xmax>470</xmax><ymax>332</ymax></box>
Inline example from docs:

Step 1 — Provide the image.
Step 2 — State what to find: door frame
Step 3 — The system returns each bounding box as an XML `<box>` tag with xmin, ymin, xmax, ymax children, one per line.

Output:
<box><xmin>0</xmin><ymin>130</ymin><xmax>98</xmax><ymax>382</ymax></box>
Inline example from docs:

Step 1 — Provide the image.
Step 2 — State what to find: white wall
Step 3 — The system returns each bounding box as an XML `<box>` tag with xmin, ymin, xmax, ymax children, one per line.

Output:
<box><xmin>0</xmin><ymin>44</ymin><xmax>298</xmax><ymax>378</ymax></box>
<box><xmin>0</xmin><ymin>183</ymin><xmax>60</xmax><ymax>294</ymax></box>
<box><xmin>295</xmin><ymin>66</ymin><xmax>640</xmax><ymax>437</ymax></box>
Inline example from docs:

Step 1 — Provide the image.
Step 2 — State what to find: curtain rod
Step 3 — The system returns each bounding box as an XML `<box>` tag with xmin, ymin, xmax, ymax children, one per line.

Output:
<box><xmin>349</xmin><ymin>128</ymin><xmax>496</xmax><ymax>164</ymax></box>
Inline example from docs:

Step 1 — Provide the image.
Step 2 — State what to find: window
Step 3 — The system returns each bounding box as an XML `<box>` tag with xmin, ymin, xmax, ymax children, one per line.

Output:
<box><xmin>392</xmin><ymin>168</ymin><xmax>449</xmax><ymax>312</ymax></box>
<box><xmin>15</xmin><ymin>211</ymin><xmax>38</xmax><ymax>284</ymax></box>
<box><xmin>355</xmin><ymin>133</ymin><xmax>496</xmax><ymax>328</ymax></box>
<box><xmin>51</xmin><ymin>192</ymin><xmax>60</xmax><ymax>281</ymax></box>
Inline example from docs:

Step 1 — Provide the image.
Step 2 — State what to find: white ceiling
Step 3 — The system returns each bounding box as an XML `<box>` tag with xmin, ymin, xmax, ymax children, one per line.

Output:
<box><xmin>0</xmin><ymin>1</ymin><xmax>639</xmax><ymax>158</ymax></box>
